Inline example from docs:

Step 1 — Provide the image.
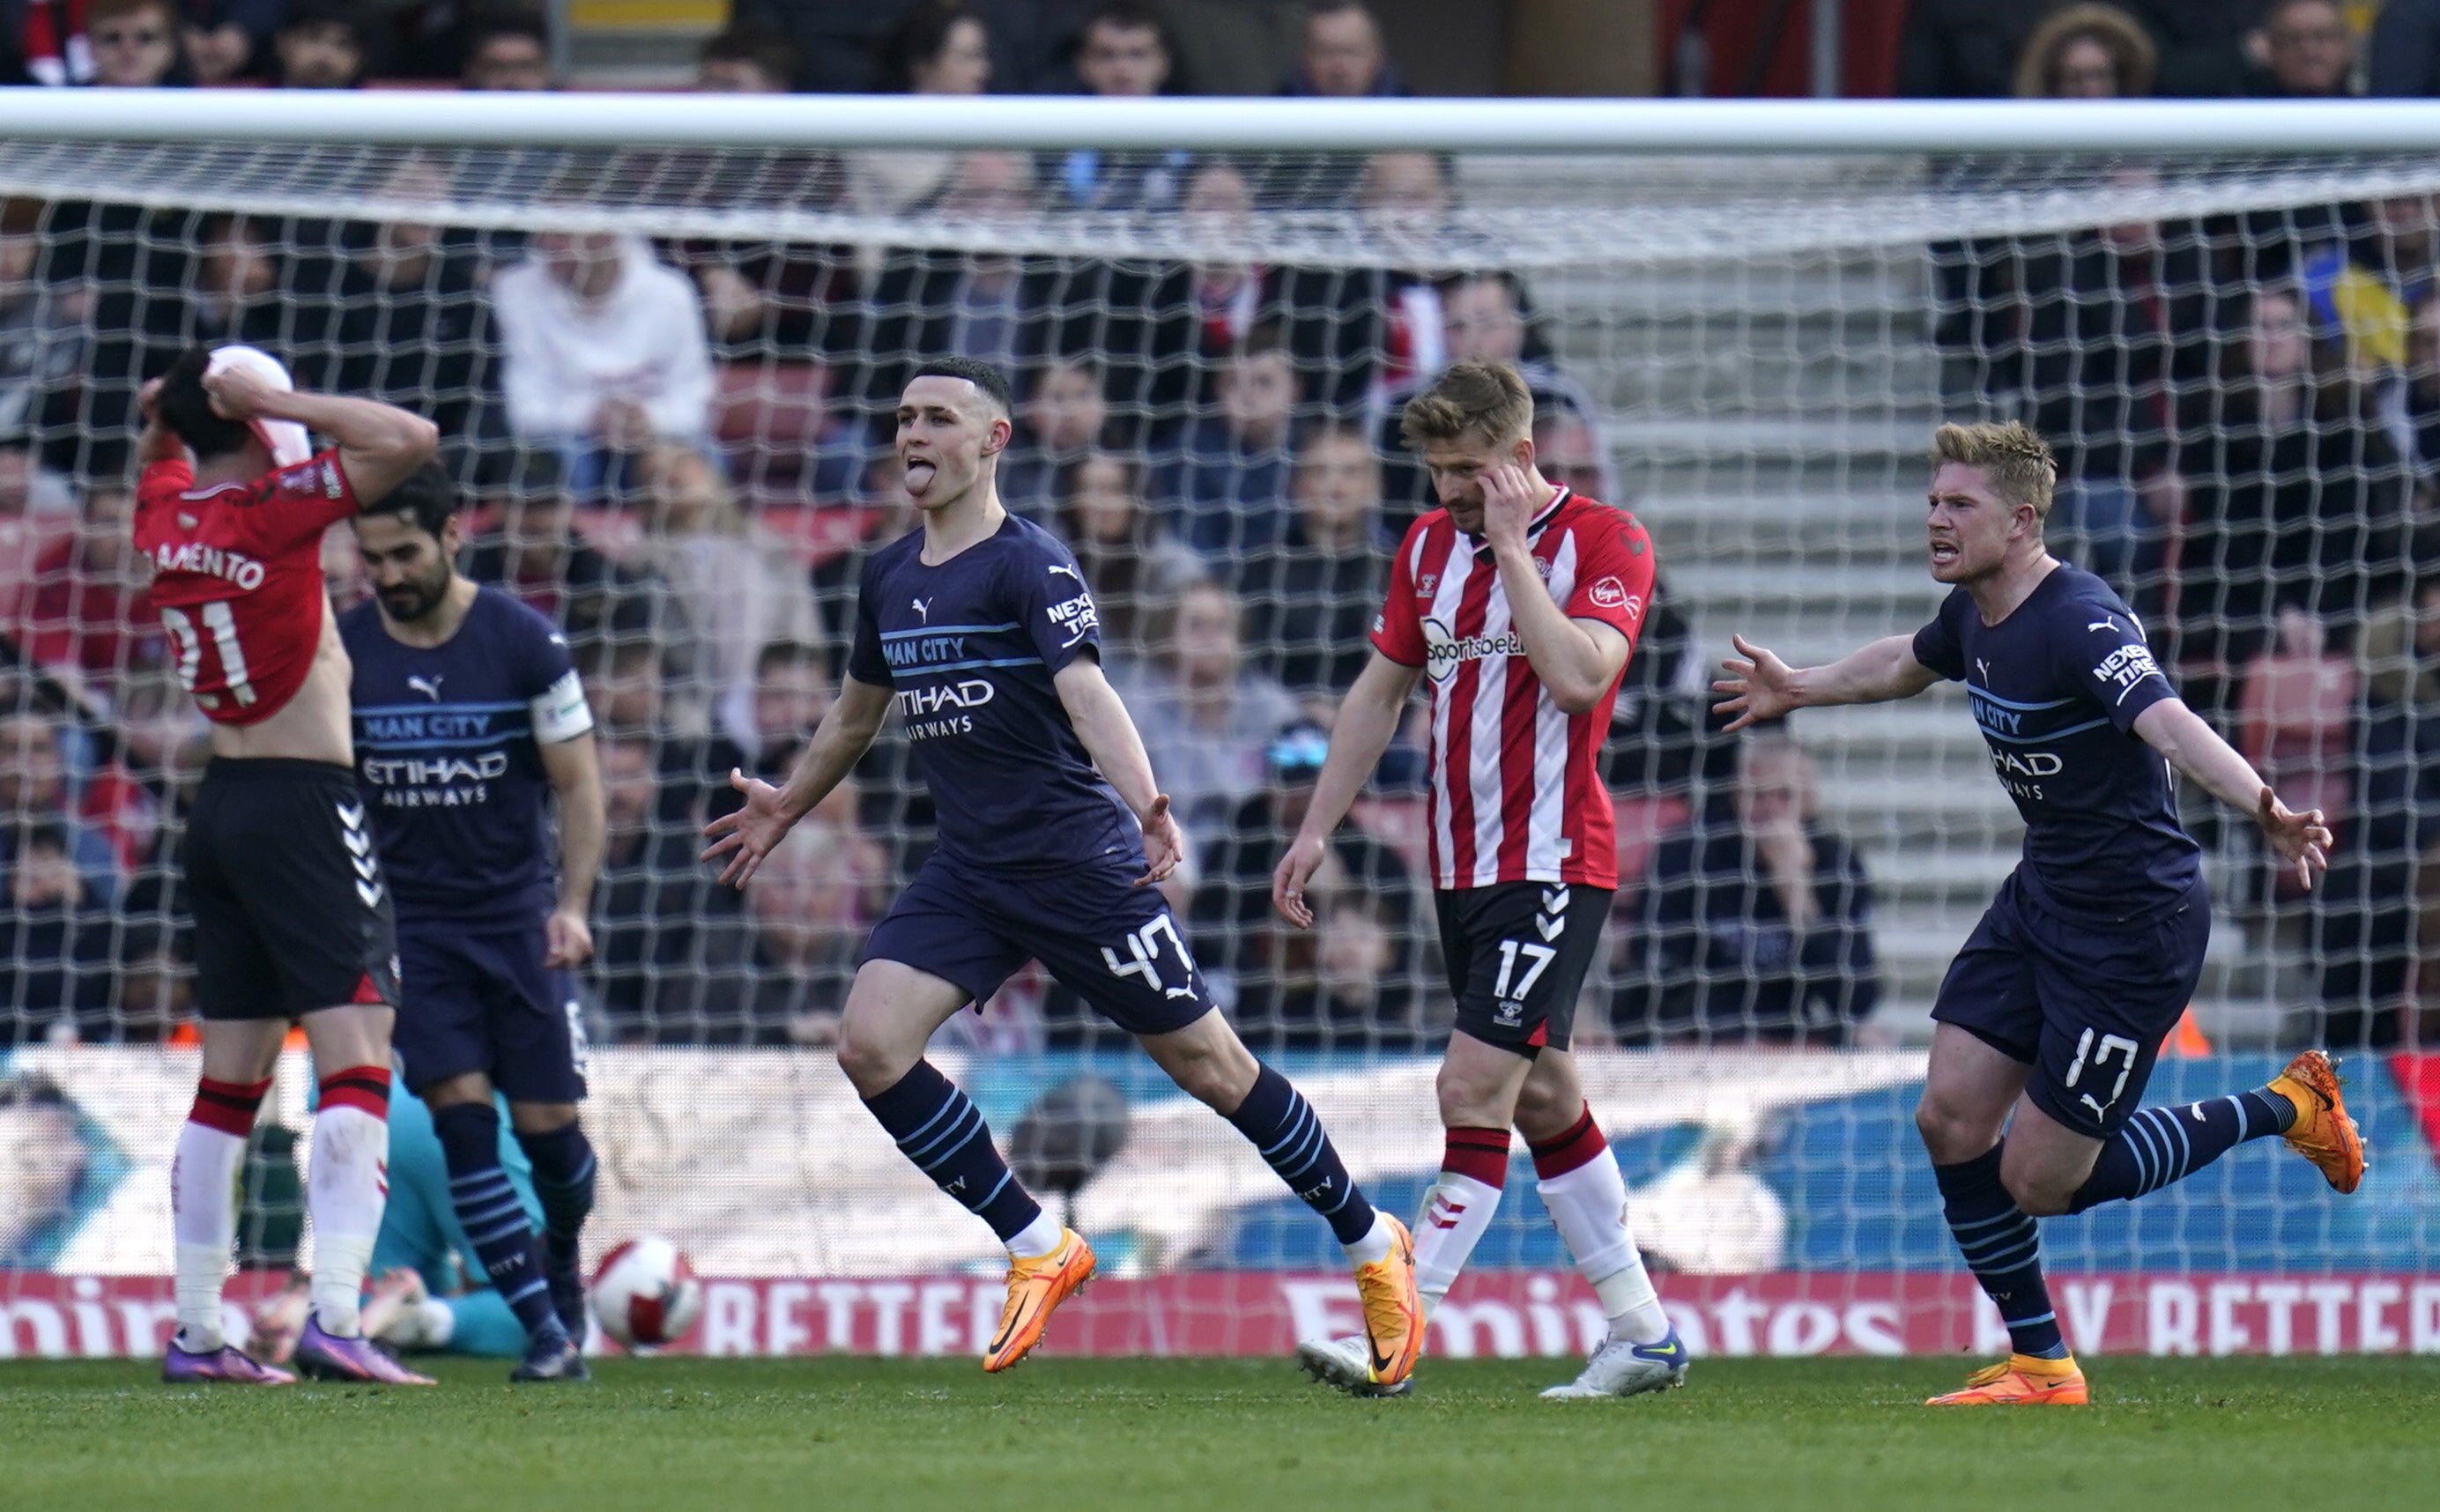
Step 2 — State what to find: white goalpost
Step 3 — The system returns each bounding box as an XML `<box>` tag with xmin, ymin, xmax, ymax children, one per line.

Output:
<box><xmin>1</xmin><ymin>93</ymin><xmax>2434</xmax><ymax>1361</ymax></box>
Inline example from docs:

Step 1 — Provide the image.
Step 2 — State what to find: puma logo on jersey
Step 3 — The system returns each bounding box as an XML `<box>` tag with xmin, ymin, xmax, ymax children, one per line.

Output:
<box><xmin>911</xmin><ymin>597</ymin><xmax>930</xmax><ymax>623</ymax></box>
<box><xmin>406</xmin><ymin>674</ymin><xmax>445</xmax><ymax>700</ymax></box>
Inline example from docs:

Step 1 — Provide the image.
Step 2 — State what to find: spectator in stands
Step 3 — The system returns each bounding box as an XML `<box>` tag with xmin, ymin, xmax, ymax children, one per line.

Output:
<box><xmin>695</xmin><ymin>20</ymin><xmax>800</xmax><ymax>93</ymax></box>
<box><xmin>2011</xmin><ymin>4</ymin><xmax>2158</xmax><ymax>97</ymax></box>
<box><xmin>838</xmin><ymin>1</ymin><xmax>993</xmax><ymax>234</ymax></box>
<box><xmin>462</xmin><ymin>7</ymin><xmax>553</xmax><ymax>91</ymax></box>
<box><xmin>853</xmin><ymin>150</ymin><xmax>1042</xmax><ymax>419</ymax></box>
<box><xmin>2371</xmin><ymin>0</ymin><xmax>2440</xmax><ymax>96</ymax></box>
<box><xmin>706</xmin><ymin>639</ymin><xmax>834</xmax><ymax>791</ymax></box>
<box><xmin>2178</xmin><ymin>286</ymin><xmax>2413</xmax><ymax>691</ymax></box>
<box><xmin>998</xmin><ymin>355</ymin><xmax>1110</xmax><ymax>521</ymax></box>
<box><xmin>690</xmin><ymin>818</ymin><xmax>882</xmax><ymax>1045</ymax></box>
<box><xmin>0</xmin><ymin>818</ymin><xmax>114</xmax><ymax>1041</ymax></box>
<box><xmin>2301</xmin><ymin>194</ymin><xmax>2436</xmax><ymax>380</ymax></box>
<box><xmin>1187</xmin><ymin>719</ymin><xmax>1419</xmax><ymax>1050</ymax></box>
<box><xmin>590</xmin><ymin>730</ymin><xmax>734</xmax><ymax>1042</ymax></box>
<box><xmin>490</xmin><ymin>227</ymin><xmax>716</xmax><ymax>500</ymax></box>
<box><xmin>13</xmin><ymin>478</ymin><xmax>160</xmax><ymax>699</ymax></box>
<box><xmin>1282</xmin><ymin>0</ymin><xmax>1398</xmax><ymax>96</ymax></box>
<box><xmin>635</xmin><ymin>441</ymin><xmax>820</xmax><ymax>744</ymax></box>
<box><xmin>88</xmin><ymin>0</ymin><xmax>184</xmax><ymax>86</ymax></box>
<box><xmin>1613</xmin><ymin>731</ymin><xmax>1878</xmax><ymax>1047</ymax></box>
<box><xmin>1356</xmin><ymin>152</ymin><xmax>1463</xmax><ymax>403</ymax></box>
<box><xmin>1049</xmin><ymin>2</ymin><xmax>1189</xmax><ymax>212</ymax></box>
<box><xmin>0</xmin><ymin>218</ymin><xmax>84</xmax><ymax>469</ymax></box>
<box><xmin>2007</xmin><ymin>180</ymin><xmax>2213</xmax><ymax>597</ymax></box>
<box><xmin>271</xmin><ymin>2</ymin><xmax>364</xmax><ymax>89</ymax></box>
<box><xmin>2407</xmin><ymin>291</ymin><xmax>2440</xmax><ymax>503</ymax></box>
<box><xmin>461</xmin><ymin>448</ymin><xmax>677</xmax><ymax>656</ymax></box>
<box><xmin>1052</xmin><ymin>448</ymin><xmax>1202</xmax><ymax>656</ymax></box>
<box><xmin>1150</xmin><ymin>324</ymin><xmax>1301</xmax><ymax>558</ymax></box>
<box><xmin>182</xmin><ymin>3</ymin><xmax>282</xmax><ymax>86</ymax></box>
<box><xmin>0</xmin><ymin>708</ymin><xmax>119</xmax><ymax>908</ymax></box>
<box><xmin>1374</xmin><ymin>271</ymin><xmax>1599</xmax><ymax>536</ymax></box>
<box><xmin>291</xmin><ymin>159</ymin><xmax>503</xmax><ymax>471</ymax></box>
<box><xmin>1237</xmin><ymin>424</ymin><xmax>1385</xmax><ymax>697</ymax></box>
<box><xmin>1109</xmin><ymin>579</ymin><xmax>1300</xmax><ymax>847</ymax></box>
<box><xmin>2324</xmin><ymin>574</ymin><xmax>2440</xmax><ymax>1046</ymax></box>
<box><xmin>179</xmin><ymin>215</ymin><xmax>286</xmax><ymax>352</ymax></box>
<box><xmin>2247</xmin><ymin>0</ymin><xmax>2357</xmax><ymax>97</ymax></box>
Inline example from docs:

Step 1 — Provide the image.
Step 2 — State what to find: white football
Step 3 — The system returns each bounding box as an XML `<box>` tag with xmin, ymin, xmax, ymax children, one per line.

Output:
<box><xmin>590</xmin><ymin>1235</ymin><xmax>703</xmax><ymax>1350</ymax></box>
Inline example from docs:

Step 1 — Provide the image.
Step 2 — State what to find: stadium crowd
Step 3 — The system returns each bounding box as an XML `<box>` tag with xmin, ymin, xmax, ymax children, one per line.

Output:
<box><xmin>0</xmin><ymin>1</ymin><xmax>2435</xmax><ymax>1053</ymax></box>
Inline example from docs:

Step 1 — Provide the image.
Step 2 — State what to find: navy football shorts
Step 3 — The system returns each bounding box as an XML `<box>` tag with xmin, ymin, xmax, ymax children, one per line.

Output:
<box><xmin>862</xmin><ymin>852</ymin><xmax>1215</xmax><ymax>1037</ymax></box>
<box><xmin>1932</xmin><ymin>869</ymin><xmax>2209</xmax><ymax>1139</ymax></box>
<box><xmin>391</xmin><ymin>921</ymin><xmax>588</xmax><ymax>1103</ymax></box>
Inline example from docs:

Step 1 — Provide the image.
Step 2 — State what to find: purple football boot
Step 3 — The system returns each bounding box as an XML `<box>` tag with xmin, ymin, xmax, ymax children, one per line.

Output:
<box><xmin>294</xmin><ymin>1316</ymin><xmax>437</xmax><ymax>1385</ymax></box>
<box><xmin>162</xmin><ymin>1341</ymin><xmax>297</xmax><ymax>1385</ymax></box>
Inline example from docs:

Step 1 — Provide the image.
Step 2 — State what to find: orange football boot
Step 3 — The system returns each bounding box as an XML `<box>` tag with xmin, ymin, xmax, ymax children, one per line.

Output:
<box><xmin>2266</xmin><ymin>1049</ymin><xmax>2367</xmax><ymax>1195</ymax></box>
<box><xmin>1926</xmin><ymin>1353</ymin><xmax>2088</xmax><ymax>1405</ymax></box>
<box><xmin>1352</xmin><ymin>1215</ymin><xmax>1423</xmax><ymax>1390</ymax></box>
<box><xmin>983</xmin><ymin>1228</ymin><xmax>1095</xmax><ymax>1373</ymax></box>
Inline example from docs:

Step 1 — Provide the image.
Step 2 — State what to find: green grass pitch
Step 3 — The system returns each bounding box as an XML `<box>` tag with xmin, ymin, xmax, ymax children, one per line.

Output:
<box><xmin>4</xmin><ymin>1356</ymin><xmax>2433</xmax><ymax>1512</ymax></box>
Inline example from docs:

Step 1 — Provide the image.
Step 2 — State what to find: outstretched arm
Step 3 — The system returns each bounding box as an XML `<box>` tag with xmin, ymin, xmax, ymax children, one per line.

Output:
<box><xmin>1274</xmin><ymin>650</ymin><xmax>1423</xmax><ymax>927</ymax></box>
<box><xmin>1054</xmin><ymin>657</ymin><xmax>1183</xmax><ymax>886</ymax></box>
<box><xmin>702</xmin><ymin>676</ymin><xmax>892</xmax><ymax>888</ymax></box>
<box><xmin>201</xmin><ymin>363</ymin><xmax>439</xmax><ymax>506</ymax></box>
<box><xmin>1713</xmin><ymin>633</ymin><xmax>1939</xmax><ymax>731</ymax></box>
<box><xmin>2132</xmin><ymin>697</ymin><xmax>2332</xmax><ymax>890</ymax></box>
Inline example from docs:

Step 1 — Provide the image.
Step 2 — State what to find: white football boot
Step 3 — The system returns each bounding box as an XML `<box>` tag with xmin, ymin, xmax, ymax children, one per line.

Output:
<box><xmin>1539</xmin><ymin>1325</ymin><xmax>1691</xmax><ymax>1400</ymax></box>
<box><xmin>1296</xmin><ymin>1333</ymin><xmax>1413</xmax><ymax>1398</ymax></box>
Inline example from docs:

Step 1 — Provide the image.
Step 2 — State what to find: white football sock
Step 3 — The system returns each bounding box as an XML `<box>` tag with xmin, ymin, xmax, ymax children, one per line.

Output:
<box><xmin>1005</xmin><ymin>1209</ymin><xmax>1065</xmax><ymax>1261</ymax></box>
<box><xmin>1340</xmin><ymin>1210</ymin><xmax>1395</xmax><ymax>1267</ymax></box>
<box><xmin>1410</xmin><ymin>1172</ymin><xmax>1503</xmax><ymax>1321</ymax></box>
<box><xmin>1538</xmin><ymin>1151</ymin><xmax>1671</xmax><ymax>1345</ymax></box>
<box><xmin>171</xmin><ymin>1120</ymin><xmax>246</xmax><ymax>1352</ymax></box>
<box><xmin>305</xmin><ymin>1104</ymin><xmax>389</xmax><ymax>1336</ymax></box>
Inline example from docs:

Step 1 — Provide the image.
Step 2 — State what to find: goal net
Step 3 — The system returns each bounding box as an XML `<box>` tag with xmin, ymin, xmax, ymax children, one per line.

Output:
<box><xmin>2</xmin><ymin>97</ymin><xmax>2436</xmax><ymax>1361</ymax></box>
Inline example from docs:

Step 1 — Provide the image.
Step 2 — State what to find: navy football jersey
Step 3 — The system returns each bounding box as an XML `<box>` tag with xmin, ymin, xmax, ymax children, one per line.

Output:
<box><xmin>847</xmin><ymin>515</ymin><xmax>1139</xmax><ymax>875</ymax></box>
<box><xmin>1910</xmin><ymin>563</ymin><xmax>2202</xmax><ymax>917</ymax></box>
<box><xmin>340</xmin><ymin>587</ymin><xmax>594</xmax><ymax>922</ymax></box>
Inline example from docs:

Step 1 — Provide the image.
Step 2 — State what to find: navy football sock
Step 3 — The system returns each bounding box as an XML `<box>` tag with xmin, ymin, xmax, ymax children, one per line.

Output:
<box><xmin>431</xmin><ymin>1101</ymin><xmax>564</xmax><ymax>1345</ymax></box>
<box><xmin>2066</xmin><ymin>1091</ymin><xmax>2291</xmax><ymax>1212</ymax></box>
<box><xmin>1223</xmin><ymin>1064</ymin><xmax>1377</xmax><ymax>1246</ymax></box>
<box><xmin>1934</xmin><ymin>1147</ymin><xmax>2065</xmax><ymax>1359</ymax></box>
<box><xmin>516</xmin><ymin>1122</ymin><xmax>597</xmax><ymax>1244</ymax></box>
<box><xmin>864</xmin><ymin>1061</ymin><xmax>1043</xmax><ymax>1242</ymax></box>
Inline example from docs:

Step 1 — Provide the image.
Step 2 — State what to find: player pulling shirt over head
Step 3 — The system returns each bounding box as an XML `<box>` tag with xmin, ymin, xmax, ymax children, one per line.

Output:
<box><xmin>706</xmin><ymin>357</ymin><xmax>1425</xmax><ymax>1387</ymax></box>
<box><xmin>338</xmin><ymin>463</ymin><xmax>605</xmax><ymax>1383</ymax></box>
<box><xmin>136</xmin><ymin>345</ymin><xmax>440</xmax><ymax>1387</ymax></box>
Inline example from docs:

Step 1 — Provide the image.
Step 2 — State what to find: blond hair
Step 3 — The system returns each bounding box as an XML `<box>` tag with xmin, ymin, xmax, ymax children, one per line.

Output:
<box><xmin>1399</xmin><ymin>359</ymin><xmax>1534</xmax><ymax>451</ymax></box>
<box><xmin>1932</xmin><ymin>421</ymin><xmax>2058</xmax><ymax>521</ymax></box>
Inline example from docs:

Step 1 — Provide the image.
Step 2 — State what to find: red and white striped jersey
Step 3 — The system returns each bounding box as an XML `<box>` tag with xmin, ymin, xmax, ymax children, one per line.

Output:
<box><xmin>1370</xmin><ymin>487</ymin><xmax>1655</xmax><ymax>892</ymax></box>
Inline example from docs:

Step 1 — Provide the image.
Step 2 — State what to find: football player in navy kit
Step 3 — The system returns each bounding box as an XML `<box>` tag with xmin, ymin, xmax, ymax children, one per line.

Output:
<box><xmin>705</xmin><ymin>358</ymin><xmax>1424</xmax><ymax>1386</ymax></box>
<box><xmin>1715</xmin><ymin>421</ymin><xmax>2363</xmax><ymax>1405</ymax></box>
<box><xmin>340</xmin><ymin>463</ymin><xmax>605</xmax><ymax>1382</ymax></box>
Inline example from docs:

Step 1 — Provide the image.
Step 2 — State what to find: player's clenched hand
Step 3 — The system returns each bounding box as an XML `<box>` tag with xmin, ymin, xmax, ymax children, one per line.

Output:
<box><xmin>1712</xmin><ymin>634</ymin><xmax>1799</xmax><ymax>732</ymax></box>
<box><xmin>1136</xmin><ymin>794</ymin><xmax>1184</xmax><ymax>886</ymax></box>
<box><xmin>1480</xmin><ymin>463</ymin><xmax>1538</xmax><ymax>551</ymax></box>
<box><xmin>201</xmin><ymin>361</ymin><xmax>281</xmax><ymax>422</ymax></box>
<box><xmin>1272</xmin><ymin>833</ymin><xmax>1327</xmax><ymax>930</ymax></box>
<box><xmin>544</xmin><ymin>908</ymin><xmax>595</xmax><ymax>967</ymax></box>
<box><xmin>2258</xmin><ymin>786</ymin><xmax>2333</xmax><ymax>892</ymax></box>
<box><xmin>701</xmin><ymin>769</ymin><xmax>797</xmax><ymax>889</ymax></box>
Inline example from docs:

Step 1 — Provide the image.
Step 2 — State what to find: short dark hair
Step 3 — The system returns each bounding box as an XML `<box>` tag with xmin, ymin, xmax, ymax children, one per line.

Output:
<box><xmin>756</xmin><ymin>640</ymin><xmax>828</xmax><ymax>678</ymax></box>
<box><xmin>700</xmin><ymin>21</ymin><xmax>800</xmax><ymax>85</ymax></box>
<box><xmin>874</xmin><ymin>0</ymin><xmax>983</xmax><ymax>91</ymax></box>
<box><xmin>1082</xmin><ymin>0</ymin><xmax>1167</xmax><ymax>45</ymax></box>
<box><xmin>909</xmin><ymin>357</ymin><xmax>1013</xmax><ymax>417</ymax></box>
<box><xmin>154</xmin><ymin>347</ymin><xmax>254</xmax><ymax>464</ymax></box>
<box><xmin>357</xmin><ymin>459</ymin><xmax>457</xmax><ymax>537</ymax></box>
<box><xmin>278</xmin><ymin>0</ymin><xmax>363</xmax><ymax>41</ymax></box>
<box><xmin>467</xmin><ymin>5</ymin><xmax>551</xmax><ymax>55</ymax></box>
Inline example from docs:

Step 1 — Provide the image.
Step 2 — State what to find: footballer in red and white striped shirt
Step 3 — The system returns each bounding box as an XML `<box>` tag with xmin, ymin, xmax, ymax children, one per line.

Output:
<box><xmin>1274</xmin><ymin>359</ymin><xmax>1687</xmax><ymax>1401</ymax></box>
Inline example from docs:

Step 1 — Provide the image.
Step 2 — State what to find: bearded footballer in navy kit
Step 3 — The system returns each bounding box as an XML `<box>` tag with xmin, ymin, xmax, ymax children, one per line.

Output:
<box><xmin>704</xmin><ymin>358</ymin><xmax>1426</xmax><ymax>1388</ymax></box>
<box><xmin>1714</xmin><ymin>421</ymin><xmax>2363</xmax><ymax>1406</ymax></box>
<box><xmin>338</xmin><ymin>462</ymin><xmax>605</xmax><ymax>1383</ymax></box>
